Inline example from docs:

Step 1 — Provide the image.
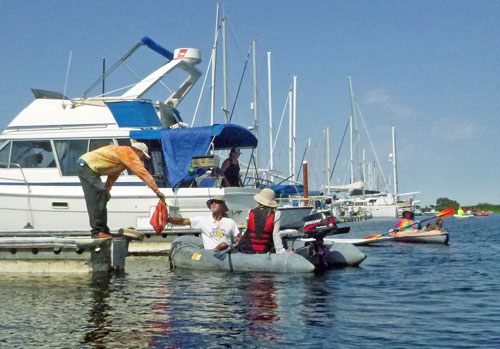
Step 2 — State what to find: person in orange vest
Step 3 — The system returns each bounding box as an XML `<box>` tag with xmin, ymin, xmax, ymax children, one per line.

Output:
<box><xmin>77</xmin><ymin>142</ymin><xmax>165</xmax><ymax>239</ymax></box>
<box><xmin>238</xmin><ymin>188</ymin><xmax>291</xmax><ymax>254</ymax></box>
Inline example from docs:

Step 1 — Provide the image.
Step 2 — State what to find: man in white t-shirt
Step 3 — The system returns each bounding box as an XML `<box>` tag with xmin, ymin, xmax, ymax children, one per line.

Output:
<box><xmin>167</xmin><ymin>196</ymin><xmax>240</xmax><ymax>250</ymax></box>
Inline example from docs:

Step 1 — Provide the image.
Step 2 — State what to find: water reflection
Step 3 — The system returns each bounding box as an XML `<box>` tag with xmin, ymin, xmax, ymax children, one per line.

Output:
<box><xmin>244</xmin><ymin>274</ymin><xmax>279</xmax><ymax>323</ymax></box>
<box><xmin>82</xmin><ymin>272</ymin><xmax>112</xmax><ymax>347</ymax></box>
<box><xmin>242</xmin><ymin>274</ymin><xmax>280</xmax><ymax>341</ymax></box>
<box><xmin>3</xmin><ymin>215</ymin><xmax>500</xmax><ymax>348</ymax></box>
<box><xmin>300</xmin><ymin>273</ymin><xmax>336</xmax><ymax>327</ymax></box>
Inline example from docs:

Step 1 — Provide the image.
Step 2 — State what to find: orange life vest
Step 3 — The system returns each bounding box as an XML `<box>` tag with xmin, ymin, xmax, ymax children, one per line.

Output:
<box><xmin>241</xmin><ymin>208</ymin><xmax>275</xmax><ymax>253</ymax></box>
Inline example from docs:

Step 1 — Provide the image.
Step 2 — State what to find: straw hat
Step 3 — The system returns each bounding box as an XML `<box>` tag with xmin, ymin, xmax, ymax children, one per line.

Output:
<box><xmin>206</xmin><ymin>196</ymin><xmax>229</xmax><ymax>212</ymax></box>
<box><xmin>131</xmin><ymin>142</ymin><xmax>151</xmax><ymax>159</ymax></box>
<box><xmin>254</xmin><ymin>188</ymin><xmax>278</xmax><ymax>208</ymax></box>
<box><xmin>402</xmin><ymin>210</ymin><xmax>414</xmax><ymax>218</ymax></box>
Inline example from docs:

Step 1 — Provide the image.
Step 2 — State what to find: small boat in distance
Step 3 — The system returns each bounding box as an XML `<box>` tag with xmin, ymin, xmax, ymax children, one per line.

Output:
<box><xmin>389</xmin><ymin>229</ymin><xmax>449</xmax><ymax>244</ymax></box>
<box><xmin>453</xmin><ymin>214</ymin><xmax>474</xmax><ymax>219</ymax></box>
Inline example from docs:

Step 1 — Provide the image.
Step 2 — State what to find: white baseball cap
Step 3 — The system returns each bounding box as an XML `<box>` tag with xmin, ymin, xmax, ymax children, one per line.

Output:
<box><xmin>131</xmin><ymin>142</ymin><xmax>151</xmax><ymax>159</ymax></box>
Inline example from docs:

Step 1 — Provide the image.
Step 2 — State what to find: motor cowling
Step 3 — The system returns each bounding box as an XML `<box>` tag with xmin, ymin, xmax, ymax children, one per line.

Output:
<box><xmin>302</xmin><ymin>211</ymin><xmax>338</xmax><ymax>239</ymax></box>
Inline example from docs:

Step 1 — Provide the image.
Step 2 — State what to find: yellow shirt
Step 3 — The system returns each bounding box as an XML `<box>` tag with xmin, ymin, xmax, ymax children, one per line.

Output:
<box><xmin>80</xmin><ymin>145</ymin><xmax>158</xmax><ymax>192</ymax></box>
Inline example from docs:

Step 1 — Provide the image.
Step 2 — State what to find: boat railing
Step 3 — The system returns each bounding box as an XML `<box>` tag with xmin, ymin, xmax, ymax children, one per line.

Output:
<box><xmin>277</xmin><ymin>196</ymin><xmax>315</xmax><ymax>208</ymax></box>
<box><xmin>0</xmin><ymin>162</ymin><xmax>34</xmax><ymax>228</ymax></box>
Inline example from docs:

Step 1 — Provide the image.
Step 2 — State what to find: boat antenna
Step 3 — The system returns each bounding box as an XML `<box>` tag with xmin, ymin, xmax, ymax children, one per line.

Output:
<box><xmin>62</xmin><ymin>50</ymin><xmax>72</xmax><ymax>109</ymax></box>
<box><xmin>228</xmin><ymin>44</ymin><xmax>251</xmax><ymax>123</ymax></box>
<box><xmin>329</xmin><ymin>118</ymin><xmax>350</xmax><ymax>181</ymax></box>
<box><xmin>102</xmin><ymin>57</ymin><xmax>106</xmax><ymax>96</ymax></box>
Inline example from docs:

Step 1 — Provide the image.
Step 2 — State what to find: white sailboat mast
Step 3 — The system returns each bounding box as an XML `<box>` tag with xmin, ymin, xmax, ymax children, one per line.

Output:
<box><xmin>222</xmin><ymin>17</ymin><xmax>229</xmax><ymax>123</ymax></box>
<box><xmin>362</xmin><ymin>148</ymin><xmax>366</xmax><ymax>195</ymax></box>
<box><xmin>292</xmin><ymin>75</ymin><xmax>297</xmax><ymax>179</ymax></box>
<box><xmin>349</xmin><ymin>115</ymin><xmax>354</xmax><ymax>184</ymax></box>
<box><xmin>210</xmin><ymin>2</ymin><xmax>220</xmax><ymax>126</ymax></box>
<box><xmin>392</xmin><ymin>126</ymin><xmax>398</xmax><ymax>200</ymax></box>
<box><xmin>326</xmin><ymin>127</ymin><xmax>331</xmax><ymax>195</ymax></box>
<box><xmin>252</xmin><ymin>40</ymin><xmax>259</xmax><ymax>168</ymax></box>
<box><xmin>288</xmin><ymin>89</ymin><xmax>293</xmax><ymax>178</ymax></box>
<box><xmin>267</xmin><ymin>52</ymin><xmax>273</xmax><ymax>181</ymax></box>
<box><xmin>348</xmin><ymin>76</ymin><xmax>355</xmax><ymax>184</ymax></box>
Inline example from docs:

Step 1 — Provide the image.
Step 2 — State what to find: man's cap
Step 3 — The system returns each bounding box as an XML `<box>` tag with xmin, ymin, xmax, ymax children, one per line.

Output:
<box><xmin>131</xmin><ymin>142</ymin><xmax>151</xmax><ymax>159</ymax></box>
<box><xmin>206</xmin><ymin>196</ymin><xmax>229</xmax><ymax>212</ymax></box>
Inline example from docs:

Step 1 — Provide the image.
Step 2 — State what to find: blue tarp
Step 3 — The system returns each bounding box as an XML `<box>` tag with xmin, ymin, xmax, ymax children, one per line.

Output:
<box><xmin>272</xmin><ymin>185</ymin><xmax>304</xmax><ymax>198</ymax></box>
<box><xmin>130</xmin><ymin>124</ymin><xmax>257</xmax><ymax>189</ymax></box>
<box><xmin>105</xmin><ymin>101</ymin><xmax>163</xmax><ymax>128</ymax></box>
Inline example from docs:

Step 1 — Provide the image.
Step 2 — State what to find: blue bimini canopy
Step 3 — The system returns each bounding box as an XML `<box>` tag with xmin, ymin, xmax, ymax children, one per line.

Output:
<box><xmin>272</xmin><ymin>184</ymin><xmax>304</xmax><ymax>198</ymax></box>
<box><xmin>130</xmin><ymin>124</ymin><xmax>257</xmax><ymax>188</ymax></box>
<box><xmin>105</xmin><ymin>101</ymin><xmax>163</xmax><ymax>128</ymax></box>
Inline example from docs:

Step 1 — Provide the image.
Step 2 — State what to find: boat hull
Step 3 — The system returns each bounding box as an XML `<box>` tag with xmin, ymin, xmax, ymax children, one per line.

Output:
<box><xmin>169</xmin><ymin>235</ymin><xmax>315</xmax><ymax>273</ymax></box>
<box><xmin>0</xmin><ymin>179</ymin><xmax>258</xmax><ymax>230</ymax></box>
<box><xmin>453</xmin><ymin>214</ymin><xmax>474</xmax><ymax>219</ymax></box>
<box><xmin>285</xmin><ymin>239</ymin><xmax>366</xmax><ymax>267</ymax></box>
<box><xmin>391</xmin><ymin>230</ymin><xmax>449</xmax><ymax>244</ymax></box>
<box><xmin>325</xmin><ymin>236</ymin><xmax>393</xmax><ymax>246</ymax></box>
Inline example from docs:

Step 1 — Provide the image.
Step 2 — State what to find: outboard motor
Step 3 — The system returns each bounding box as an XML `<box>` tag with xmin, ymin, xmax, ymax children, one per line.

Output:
<box><xmin>303</xmin><ymin>211</ymin><xmax>338</xmax><ymax>240</ymax></box>
<box><xmin>301</xmin><ymin>211</ymin><xmax>339</xmax><ymax>268</ymax></box>
<box><xmin>281</xmin><ymin>210</ymin><xmax>350</xmax><ymax>270</ymax></box>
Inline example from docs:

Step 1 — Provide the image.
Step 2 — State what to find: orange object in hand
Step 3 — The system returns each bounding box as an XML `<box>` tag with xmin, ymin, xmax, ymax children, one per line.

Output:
<box><xmin>150</xmin><ymin>198</ymin><xmax>168</xmax><ymax>235</ymax></box>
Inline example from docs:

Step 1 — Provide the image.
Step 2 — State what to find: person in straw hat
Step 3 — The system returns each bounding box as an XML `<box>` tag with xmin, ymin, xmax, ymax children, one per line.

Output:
<box><xmin>77</xmin><ymin>142</ymin><xmax>165</xmax><ymax>239</ymax></box>
<box><xmin>237</xmin><ymin>188</ymin><xmax>290</xmax><ymax>254</ymax></box>
<box><xmin>168</xmin><ymin>196</ymin><xmax>240</xmax><ymax>251</ymax></box>
<box><xmin>393</xmin><ymin>210</ymin><xmax>421</xmax><ymax>232</ymax></box>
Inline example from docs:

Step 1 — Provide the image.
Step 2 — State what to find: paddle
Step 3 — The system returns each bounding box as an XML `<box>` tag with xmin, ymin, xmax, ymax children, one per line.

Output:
<box><xmin>281</xmin><ymin>226</ymin><xmax>350</xmax><ymax>240</ymax></box>
<box><xmin>213</xmin><ymin>245</ymin><xmax>233</xmax><ymax>259</ymax></box>
<box><xmin>363</xmin><ymin>206</ymin><xmax>455</xmax><ymax>239</ymax></box>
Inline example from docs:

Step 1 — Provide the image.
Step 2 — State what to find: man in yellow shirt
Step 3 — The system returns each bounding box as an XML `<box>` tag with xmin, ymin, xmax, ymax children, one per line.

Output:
<box><xmin>77</xmin><ymin>142</ymin><xmax>165</xmax><ymax>238</ymax></box>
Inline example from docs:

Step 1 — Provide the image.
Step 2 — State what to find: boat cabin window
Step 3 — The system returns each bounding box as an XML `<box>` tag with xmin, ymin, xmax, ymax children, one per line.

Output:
<box><xmin>0</xmin><ymin>141</ymin><xmax>10</xmax><ymax>167</ymax></box>
<box><xmin>54</xmin><ymin>139</ymin><xmax>88</xmax><ymax>176</ymax></box>
<box><xmin>141</xmin><ymin>139</ymin><xmax>169</xmax><ymax>188</ymax></box>
<box><xmin>116</xmin><ymin>139</ymin><xmax>131</xmax><ymax>146</ymax></box>
<box><xmin>10</xmin><ymin>140</ymin><xmax>57</xmax><ymax>169</ymax></box>
<box><xmin>116</xmin><ymin>139</ymin><xmax>133</xmax><ymax>175</ymax></box>
<box><xmin>89</xmin><ymin>139</ymin><xmax>114</xmax><ymax>152</ymax></box>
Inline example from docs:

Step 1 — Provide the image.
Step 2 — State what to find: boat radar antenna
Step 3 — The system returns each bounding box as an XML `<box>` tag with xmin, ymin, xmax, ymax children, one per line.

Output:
<box><xmin>62</xmin><ymin>50</ymin><xmax>72</xmax><ymax>109</ymax></box>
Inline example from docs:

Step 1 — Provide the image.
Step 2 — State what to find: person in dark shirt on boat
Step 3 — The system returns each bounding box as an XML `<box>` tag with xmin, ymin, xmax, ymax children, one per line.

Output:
<box><xmin>221</xmin><ymin>147</ymin><xmax>243</xmax><ymax>187</ymax></box>
<box><xmin>238</xmin><ymin>188</ymin><xmax>291</xmax><ymax>254</ymax></box>
<box><xmin>425</xmin><ymin>218</ymin><xmax>444</xmax><ymax>231</ymax></box>
<box><xmin>167</xmin><ymin>196</ymin><xmax>240</xmax><ymax>251</ymax></box>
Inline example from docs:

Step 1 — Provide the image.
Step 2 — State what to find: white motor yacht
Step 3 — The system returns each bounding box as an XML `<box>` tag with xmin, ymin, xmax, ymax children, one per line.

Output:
<box><xmin>0</xmin><ymin>36</ymin><xmax>259</xmax><ymax>231</ymax></box>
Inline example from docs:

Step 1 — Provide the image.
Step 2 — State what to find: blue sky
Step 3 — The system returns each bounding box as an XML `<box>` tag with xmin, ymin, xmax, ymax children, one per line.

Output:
<box><xmin>0</xmin><ymin>0</ymin><xmax>499</xmax><ymax>206</ymax></box>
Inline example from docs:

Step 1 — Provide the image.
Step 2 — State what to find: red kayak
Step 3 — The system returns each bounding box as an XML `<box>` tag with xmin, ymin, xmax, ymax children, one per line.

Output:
<box><xmin>474</xmin><ymin>212</ymin><xmax>489</xmax><ymax>216</ymax></box>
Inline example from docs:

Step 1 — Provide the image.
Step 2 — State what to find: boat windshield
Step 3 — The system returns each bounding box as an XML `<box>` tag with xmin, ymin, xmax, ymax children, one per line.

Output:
<box><xmin>0</xmin><ymin>140</ymin><xmax>10</xmax><ymax>167</ymax></box>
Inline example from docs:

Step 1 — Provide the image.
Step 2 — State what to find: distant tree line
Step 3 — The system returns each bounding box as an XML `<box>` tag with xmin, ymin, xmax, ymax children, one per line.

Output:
<box><xmin>435</xmin><ymin>198</ymin><xmax>460</xmax><ymax>211</ymax></box>
<box><xmin>476</xmin><ymin>203</ymin><xmax>500</xmax><ymax>213</ymax></box>
<box><xmin>430</xmin><ymin>198</ymin><xmax>500</xmax><ymax>213</ymax></box>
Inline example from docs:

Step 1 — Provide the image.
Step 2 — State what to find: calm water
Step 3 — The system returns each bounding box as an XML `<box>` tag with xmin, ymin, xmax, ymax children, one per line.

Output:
<box><xmin>1</xmin><ymin>215</ymin><xmax>499</xmax><ymax>348</ymax></box>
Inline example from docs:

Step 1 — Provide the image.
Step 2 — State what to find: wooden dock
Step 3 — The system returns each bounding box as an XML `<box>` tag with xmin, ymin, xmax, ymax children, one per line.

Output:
<box><xmin>0</xmin><ymin>229</ymin><xmax>144</xmax><ymax>273</ymax></box>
